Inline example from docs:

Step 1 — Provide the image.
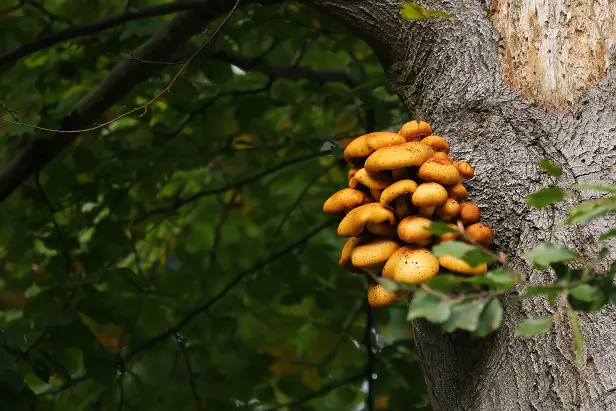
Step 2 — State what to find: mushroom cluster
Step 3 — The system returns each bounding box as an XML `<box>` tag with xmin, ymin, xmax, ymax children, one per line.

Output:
<box><xmin>322</xmin><ymin>120</ymin><xmax>494</xmax><ymax>308</ymax></box>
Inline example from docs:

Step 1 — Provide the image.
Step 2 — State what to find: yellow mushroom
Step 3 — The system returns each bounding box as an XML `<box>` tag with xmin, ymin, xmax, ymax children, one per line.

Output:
<box><xmin>349</xmin><ymin>168</ymin><xmax>394</xmax><ymax>190</ymax></box>
<box><xmin>383</xmin><ymin>246</ymin><xmax>440</xmax><ymax>284</ymax></box>
<box><xmin>397</xmin><ymin>120</ymin><xmax>432</xmax><ymax>142</ymax></box>
<box><xmin>367</xmin><ymin>282</ymin><xmax>406</xmax><ymax>308</ymax></box>
<box><xmin>412</xmin><ymin>182</ymin><xmax>448</xmax><ymax>217</ymax></box>
<box><xmin>369</xmin><ymin>188</ymin><xmax>383</xmax><ymax>202</ymax></box>
<box><xmin>337</xmin><ymin>203</ymin><xmax>396</xmax><ymax>237</ymax></box>
<box><xmin>351</xmin><ymin>238</ymin><xmax>402</xmax><ymax>273</ymax></box>
<box><xmin>438</xmin><ymin>254</ymin><xmax>487</xmax><ymax>275</ymax></box>
<box><xmin>459</xmin><ymin>202</ymin><xmax>480</xmax><ymax>225</ymax></box>
<box><xmin>434</xmin><ymin>198</ymin><xmax>461</xmax><ymax>222</ymax></box>
<box><xmin>397</xmin><ymin>216</ymin><xmax>433</xmax><ymax>246</ymax></box>
<box><xmin>446</xmin><ymin>183</ymin><xmax>469</xmax><ymax>200</ymax></box>
<box><xmin>465</xmin><ymin>222</ymin><xmax>493</xmax><ymax>246</ymax></box>
<box><xmin>348</xmin><ymin>167</ymin><xmax>360</xmax><ymax>182</ymax></box>
<box><xmin>364</xmin><ymin>142</ymin><xmax>434</xmax><ymax>173</ymax></box>
<box><xmin>420</xmin><ymin>135</ymin><xmax>450</xmax><ymax>153</ymax></box>
<box><xmin>343</xmin><ymin>132</ymin><xmax>406</xmax><ymax>165</ymax></box>
<box><xmin>417</xmin><ymin>157</ymin><xmax>460</xmax><ymax>186</ymax></box>
<box><xmin>440</xmin><ymin>223</ymin><xmax>461</xmax><ymax>242</ymax></box>
<box><xmin>454</xmin><ymin>161</ymin><xmax>475</xmax><ymax>183</ymax></box>
<box><xmin>365</xmin><ymin>222</ymin><xmax>399</xmax><ymax>239</ymax></box>
<box><xmin>339</xmin><ymin>237</ymin><xmax>366</xmax><ymax>274</ymax></box>
<box><xmin>433</xmin><ymin>152</ymin><xmax>454</xmax><ymax>164</ymax></box>
<box><xmin>323</xmin><ymin>188</ymin><xmax>372</xmax><ymax>217</ymax></box>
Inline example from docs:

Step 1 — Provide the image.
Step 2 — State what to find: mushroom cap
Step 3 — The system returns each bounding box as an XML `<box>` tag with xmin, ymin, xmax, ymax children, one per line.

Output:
<box><xmin>368</xmin><ymin>282</ymin><xmax>405</xmax><ymax>308</ymax></box>
<box><xmin>391</xmin><ymin>168</ymin><xmax>410</xmax><ymax>181</ymax></box>
<box><xmin>348</xmin><ymin>167</ymin><xmax>360</xmax><ymax>182</ymax></box>
<box><xmin>454</xmin><ymin>161</ymin><xmax>475</xmax><ymax>180</ymax></box>
<box><xmin>343</xmin><ymin>132</ymin><xmax>406</xmax><ymax>165</ymax></box>
<box><xmin>397</xmin><ymin>216</ymin><xmax>433</xmax><ymax>244</ymax></box>
<box><xmin>438</xmin><ymin>254</ymin><xmax>487</xmax><ymax>275</ymax></box>
<box><xmin>364</xmin><ymin>142</ymin><xmax>434</xmax><ymax>173</ymax></box>
<box><xmin>417</xmin><ymin>157</ymin><xmax>460</xmax><ymax>185</ymax></box>
<box><xmin>366</xmin><ymin>132</ymin><xmax>406</xmax><ymax>150</ymax></box>
<box><xmin>337</xmin><ymin>203</ymin><xmax>396</xmax><ymax>237</ymax></box>
<box><xmin>343</xmin><ymin>134</ymin><xmax>371</xmax><ymax>165</ymax></box>
<box><xmin>365</xmin><ymin>222</ymin><xmax>399</xmax><ymax>238</ymax></box>
<box><xmin>323</xmin><ymin>188</ymin><xmax>371</xmax><ymax>217</ymax></box>
<box><xmin>339</xmin><ymin>237</ymin><xmax>365</xmax><ymax>273</ymax></box>
<box><xmin>446</xmin><ymin>183</ymin><xmax>469</xmax><ymax>200</ymax></box>
<box><xmin>380</xmin><ymin>179</ymin><xmax>419</xmax><ymax>206</ymax></box>
<box><xmin>459</xmin><ymin>202</ymin><xmax>480</xmax><ymax>225</ymax></box>
<box><xmin>433</xmin><ymin>152</ymin><xmax>454</xmax><ymax>164</ymax></box>
<box><xmin>351</xmin><ymin>238</ymin><xmax>401</xmax><ymax>270</ymax></box>
<box><xmin>398</xmin><ymin>120</ymin><xmax>432</xmax><ymax>142</ymax></box>
<box><xmin>411</xmin><ymin>182</ymin><xmax>448</xmax><ymax>207</ymax></box>
<box><xmin>465</xmin><ymin>222</ymin><xmax>493</xmax><ymax>246</ymax></box>
<box><xmin>369</xmin><ymin>188</ymin><xmax>383</xmax><ymax>202</ymax></box>
<box><xmin>435</xmin><ymin>198</ymin><xmax>461</xmax><ymax>219</ymax></box>
<box><xmin>383</xmin><ymin>246</ymin><xmax>440</xmax><ymax>284</ymax></box>
<box><xmin>440</xmin><ymin>224</ymin><xmax>461</xmax><ymax>241</ymax></box>
<box><xmin>349</xmin><ymin>168</ymin><xmax>394</xmax><ymax>190</ymax></box>
<box><xmin>420</xmin><ymin>136</ymin><xmax>450</xmax><ymax>153</ymax></box>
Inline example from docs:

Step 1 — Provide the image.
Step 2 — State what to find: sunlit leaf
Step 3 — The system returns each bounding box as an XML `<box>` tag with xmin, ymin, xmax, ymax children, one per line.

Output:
<box><xmin>515</xmin><ymin>316</ymin><xmax>553</xmax><ymax>337</ymax></box>
<box><xmin>524</xmin><ymin>242</ymin><xmax>581</xmax><ymax>268</ymax></box>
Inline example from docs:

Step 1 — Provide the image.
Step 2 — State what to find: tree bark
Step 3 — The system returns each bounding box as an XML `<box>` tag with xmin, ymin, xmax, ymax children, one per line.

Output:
<box><xmin>303</xmin><ymin>0</ymin><xmax>616</xmax><ymax>409</ymax></box>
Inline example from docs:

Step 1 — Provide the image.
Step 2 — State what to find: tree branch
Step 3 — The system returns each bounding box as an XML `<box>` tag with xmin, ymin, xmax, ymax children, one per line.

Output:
<box><xmin>0</xmin><ymin>0</ymin><xmax>222</xmax><ymax>67</ymax></box>
<box><xmin>125</xmin><ymin>219</ymin><xmax>336</xmax><ymax>361</ymax></box>
<box><xmin>0</xmin><ymin>0</ymin><xmax>253</xmax><ymax>205</ymax></box>
<box><xmin>210</xmin><ymin>49</ymin><xmax>357</xmax><ymax>87</ymax></box>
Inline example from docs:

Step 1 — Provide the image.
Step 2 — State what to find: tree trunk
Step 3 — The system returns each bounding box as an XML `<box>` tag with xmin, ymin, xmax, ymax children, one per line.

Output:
<box><xmin>303</xmin><ymin>0</ymin><xmax>616</xmax><ymax>409</ymax></box>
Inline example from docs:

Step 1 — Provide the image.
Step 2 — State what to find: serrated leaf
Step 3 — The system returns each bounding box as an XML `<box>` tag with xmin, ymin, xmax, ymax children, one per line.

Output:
<box><xmin>515</xmin><ymin>315</ymin><xmax>553</xmax><ymax>337</ymax></box>
<box><xmin>525</xmin><ymin>242</ymin><xmax>581</xmax><ymax>268</ymax></box>
<box><xmin>538</xmin><ymin>159</ymin><xmax>562</xmax><ymax>177</ymax></box>
<box><xmin>400</xmin><ymin>2</ymin><xmax>452</xmax><ymax>20</ymax></box>
<box><xmin>431</xmin><ymin>241</ymin><xmax>497</xmax><ymax>267</ymax></box>
<box><xmin>426</xmin><ymin>221</ymin><xmax>457</xmax><ymax>236</ymax></box>
<box><xmin>473</xmin><ymin>298</ymin><xmax>503</xmax><ymax>337</ymax></box>
<box><xmin>407</xmin><ymin>290</ymin><xmax>452</xmax><ymax>324</ymax></box>
<box><xmin>526</xmin><ymin>186</ymin><xmax>565</xmax><ymax>207</ymax></box>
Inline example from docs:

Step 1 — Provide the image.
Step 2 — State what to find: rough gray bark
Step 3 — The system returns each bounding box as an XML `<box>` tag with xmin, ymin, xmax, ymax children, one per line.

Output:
<box><xmin>302</xmin><ymin>0</ymin><xmax>616</xmax><ymax>410</ymax></box>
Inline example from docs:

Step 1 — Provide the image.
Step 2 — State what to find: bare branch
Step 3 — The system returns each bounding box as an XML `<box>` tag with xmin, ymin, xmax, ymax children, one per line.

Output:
<box><xmin>125</xmin><ymin>219</ymin><xmax>336</xmax><ymax>360</ymax></box>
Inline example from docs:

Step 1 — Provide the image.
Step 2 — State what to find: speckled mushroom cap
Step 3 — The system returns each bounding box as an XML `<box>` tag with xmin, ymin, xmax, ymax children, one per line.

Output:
<box><xmin>398</xmin><ymin>120</ymin><xmax>432</xmax><ymax>142</ymax></box>
<box><xmin>397</xmin><ymin>216</ymin><xmax>433</xmax><ymax>245</ymax></box>
<box><xmin>344</xmin><ymin>132</ymin><xmax>406</xmax><ymax>165</ymax></box>
<box><xmin>417</xmin><ymin>157</ymin><xmax>460</xmax><ymax>186</ymax></box>
<box><xmin>459</xmin><ymin>202</ymin><xmax>480</xmax><ymax>225</ymax></box>
<box><xmin>433</xmin><ymin>152</ymin><xmax>454</xmax><ymax>164</ymax></box>
<box><xmin>351</xmin><ymin>238</ymin><xmax>401</xmax><ymax>271</ymax></box>
<box><xmin>454</xmin><ymin>161</ymin><xmax>475</xmax><ymax>180</ymax></box>
<box><xmin>438</xmin><ymin>253</ymin><xmax>487</xmax><ymax>275</ymax></box>
<box><xmin>420</xmin><ymin>136</ymin><xmax>450</xmax><ymax>153</ymax></box>
<box><xmin>323</xmin><ymin>188</ymin><xmax>371</xmax><ymax>217</ymax></box>
<box><xmin>411</xmin><ymin>182</ymin><xmax>448</xmax><ymax>207</ymax></box>
<box><xmin>337</xmin><ymin>203</ymin><xmax>396</xmax><ymax>237</ymax></box>
<box><xmin>338</xmin><ymin>237</ymin><xmax>365</xmax><ymax>274</ymax></box>
<box><xmin>435</xmin><ymin>198</ymin><xmax>461</xmax><ymax>220</ymax></box>
<box><xmin>349</xmin><ymin>168</ymin><xmax>394</xmax><ymax>190</ymax></box>
<box><xmin>380</xmin><ymin>179</ymin><xmax>419</xmax><ymax>206</ymax></box>
<box><xmin>382</xmin><ymin>246</ymin><xmax>440</xmax><ymax>284</ymax></box>
<box><xmin>465</xmin><ymin>222</ymin><xmax>493</xmax><ymax>246</ymax></box>
<box><xmin>368</xmin><ymin>282</ymin><xmax>405</xmax><ymax>308</ymax></box>
<box><xmin>446</xmin><ymin>183</ymin><xmax>469</xmax><ymax>200</ymax></box>
<box><xmin>364</xmin><ymin>142</ymin><xmax>434</xmax><ymax>173</ymax></box>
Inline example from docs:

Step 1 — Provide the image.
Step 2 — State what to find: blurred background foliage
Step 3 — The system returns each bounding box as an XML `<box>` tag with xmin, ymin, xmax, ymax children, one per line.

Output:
<box><xmin>0</xmin><ymin>0</ymin><xmax>431</xmax><ymax>410</ymax></box>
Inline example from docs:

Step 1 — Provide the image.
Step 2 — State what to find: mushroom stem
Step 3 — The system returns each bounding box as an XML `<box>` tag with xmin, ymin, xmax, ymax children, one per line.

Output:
<box><xmin>418</xmin><ymin>206</ymin><xmax>435</xmax><ymax>218</ymax></box>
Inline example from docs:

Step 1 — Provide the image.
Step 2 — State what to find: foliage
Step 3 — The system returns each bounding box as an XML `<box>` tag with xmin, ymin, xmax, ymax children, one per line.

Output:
<box><xmin>0</xmin><ymin>1</ymin><xmax>429</xmax><ymax>410</ymax></box>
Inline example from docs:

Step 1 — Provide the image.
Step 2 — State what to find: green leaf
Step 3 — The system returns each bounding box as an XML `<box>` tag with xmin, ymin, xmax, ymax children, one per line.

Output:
<box><xmin>473</xmin><ymin>299</ymin><xmax>504</xmax><ymax>337</ymax></box>
<box><xmin>423</xmin><ymin>275</ymin><xmax>460</xmax><ymax>293</ymax></box>
<box><xmin>431</xmin><ymin>241</ymin><xmax>497</xmax><ymax>267</ymax></box>
<box><xmin>599</xmin><ymin>229</ymin><xmax>616</xmax><ymax>241</ymax></box>
<box><xmin>566</xmin><ymin>197</ymin><xmax>616</xmax><ymax>224</ymax></box>
<box><xmin>400</xmin><ymin>2</ymin><xmax>452</xmax><ymax>20</ymax></box>
<box><xmin>524</xmin><ymin>242</ymin><xmax>581</xmax><ymax>269</ymax></box>
<box><xmin>425</xmin><ymin>221</ymin><xmax>457</xmax><ymax>236</ymax></box>
<box><xmin>569</xmin><ymin>284</ymin><xmax>598</xmax><ymax>302</ymax></box>
<box><xmin>376</xmin><ymin>277</ymin><xmax>400</xmax><ymax>292</ymax></box>
<box><xmin>526</xmin><ymin>186</ymin><xmax>565</xmax><ymax>207</ymax></box>
<box><xmin>572</xmin><ymin>184</ymin><xmax>616</xmax><ymax>193</ymax></box>
<box><xmin>442</xmin><ymin>299</ymin><xmax>485</xmax><ymax>333</ymax></box>
<box><xmin>538</xmin><ymin>159</ymin><xmax>563</xmax><ymax>177</ymax></box>
<box><xmin>485</xmin><ymin>268</ymin><xmax>518</xmax><ymax>291</ymax></box>
<box><xmin>407</xmin><ymin>290</ymin><xmax>452</xmax><ymax>324</ymax></box>
<box><xmin>515</xmin><ymin>315</ymin><xmax>553</xmax><ymax>337</ymax></box>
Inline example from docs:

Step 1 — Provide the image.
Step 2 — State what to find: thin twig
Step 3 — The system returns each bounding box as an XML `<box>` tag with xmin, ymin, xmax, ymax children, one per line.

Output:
<box><xmin>0</xmin><ymin>0</ymin><xmax>242</xmax><ymax>133</ymax></box>
<box><xmin>363</xmin><ymin>279</ymin><xmax>375</xmax><ymax>411</ymax></box>
<box><xmin>173</xmin><ymin>334</ymin><xmax>203</xmax><ymax>411</ymax></box>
